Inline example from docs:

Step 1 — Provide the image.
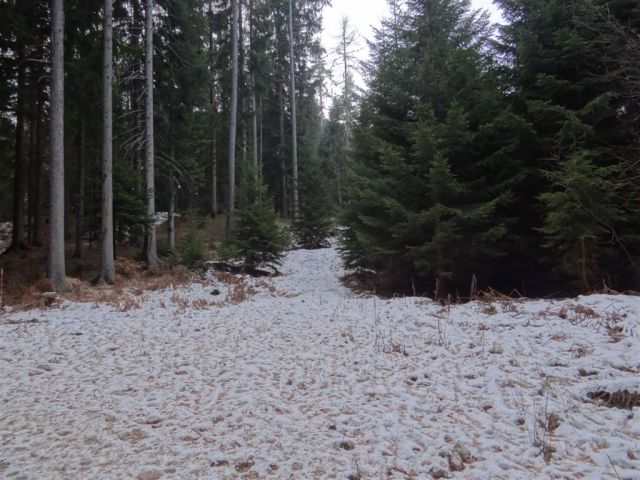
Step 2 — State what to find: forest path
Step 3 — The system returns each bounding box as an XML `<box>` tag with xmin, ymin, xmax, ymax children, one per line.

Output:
<box><xmin>0</xmin><ymin>246</ymin><xmax>639</xmax><ymax>479</ymax></box>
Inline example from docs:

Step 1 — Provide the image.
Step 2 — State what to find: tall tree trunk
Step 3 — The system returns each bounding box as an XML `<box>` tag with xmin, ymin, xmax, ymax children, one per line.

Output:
<box><xmin>210</xmin><ymin>105</ymin><xmax>218</xmax><ymax>217</ymax></box>
<box><xmin>336</xmin><ymin>164</ymin><xmax>342</xmax><ymax>205</ymax></box>
<box><xmin>209</xmin><ymin>0</ymin><xmax>218</xmax><ymax>218</ymax></box>
<box><xmin>342</xmin><ymin>19</ymin><xmax>351</xmax><ymax>153</ymax></box>
<box><xmin>27</xmin><ymin>82</ymin><xmax>39</xmax><ymax>245</ymax></box>
<box><xmin>99</xmin><ymin>0</ymin><xmax>115</xmax><ymax>283</ymax></box>
<box><xmin>251</xmin><ymin>79</ymin><xmax>258</xmax><ymax>173</ymax></box>
<box><xmin>211</xmin><ymin>129</ymin><xmax>218</xmax><ymax>218</ymax></box>
<box><xmin>288</xmin><ymin>0</ymin><xmax>299</xmax><ymax>222</ymax></box>
<box><xmin>278</xmin><ymin>80</ymin><xmax>287</xmax><ymax>214</ymax></box>
<box><xmin>48</xmin><ymin>0</ymin><xmax>67</xmax><ymax>291</ymax></box>
<box><xmin>168</xmin><ymin>175</ymin><xmax>176</xmax><ymax>251</ymax></box>
<box><xmin>143</xmin><ymin>0</ymin><xmax>159</xmax><ymax>265</ymax></box>
<box><xmin>129</xmin><ymin>0</ymin><xmax>144</xmax><ymax>247</ymax></box>
<box><xmin>11</xmin><ymin>45</ymin><xmax>27</xmax><ymax>251</ymax></box>
<box><xmin>227</xmin><ymin>0</ymin><xmax>239</xmax><ymax>238</ymax></box>
<box><xmin>242</xmin><ymin>109</ymin><xmax>247</xmax><ymax>166</ymax></box>
<box><xmin>31</xmin><ymin>94</ymin><xmax>43</xmax><ymax>247</ymax></box>
<box><xmin>249</xmin><ymin>0</ymin><xmax>258</xmax><ymax>175</ymax></box>
<box><xmin>74</xmin><ymin>116</ymin><xmax>86</xmax><ymax>258</ymax></box>
<box><xmin>259</xmin><ymin>95</ymin><xmax>263</xmax><ymax>183</ymax></box>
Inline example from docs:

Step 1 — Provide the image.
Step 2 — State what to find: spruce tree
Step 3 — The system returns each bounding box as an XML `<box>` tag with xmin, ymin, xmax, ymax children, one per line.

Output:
<box><xmin>340</xmin><ymin>0</ymin><xmax>507</xmax><ymax>296</ymax></box>
<box><xmin>293</xmin><ymin>159</ymin><xmax>333</xmax><ymax>249</ymax></box>
<box><xmin>496</xmin><ymin>0</ymin><xmax>640</xmax><ymax>289</ymax></box>
<box><xmin>225</xmin><ymin>163</ymin><xmax>286</xmax><ymax>269</ymax></box>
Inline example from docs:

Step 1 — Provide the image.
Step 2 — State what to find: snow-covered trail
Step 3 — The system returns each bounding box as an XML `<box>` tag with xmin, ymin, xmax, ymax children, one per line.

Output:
<box><xmin>0</xmin><ymin>247</ymin><xmax>639</xmax><ymax>480</ymax></box>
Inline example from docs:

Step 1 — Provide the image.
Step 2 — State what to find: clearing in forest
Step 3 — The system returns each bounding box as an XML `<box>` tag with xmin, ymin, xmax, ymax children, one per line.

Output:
<box><xmin>0</xmin><ymin>246</ymin><xmax>638</xmax><ymax>479</ymax></box>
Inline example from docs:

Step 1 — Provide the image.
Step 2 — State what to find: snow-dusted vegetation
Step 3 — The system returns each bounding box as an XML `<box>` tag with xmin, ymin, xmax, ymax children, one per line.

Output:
<box><xmin>1</xmin><ymin>246</ymin><xmax>638</xmax><ymax>479</ymax></box>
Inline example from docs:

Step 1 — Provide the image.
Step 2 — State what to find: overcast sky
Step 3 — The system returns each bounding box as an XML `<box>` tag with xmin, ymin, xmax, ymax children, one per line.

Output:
<box><xmin>321</xmin><ymin>0</ymin><xmax>502</xmax><ymax>92</ymax></box>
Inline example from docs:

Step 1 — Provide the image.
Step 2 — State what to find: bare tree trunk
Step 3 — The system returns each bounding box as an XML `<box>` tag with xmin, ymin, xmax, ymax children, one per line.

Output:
<box><xmin>99</xmin><ymin>0</ymin><xmax>115</xmax><ymax>283</ymax></box>
<box><xmin>74</xmin><ymin>116</ymin><xmax>85</xmax><ymax>258</ymax></box>
<box><xmin>227</xmin><ymin>0</ymin><xmax>239</xmax><ymax>238</ymax></box>
<box><xmin>208</xmin><ymin>1</ymin><xmax>218</xmax><ymax>218</ymax></box>
<box><xmin>336</xmin><ymin>164</ymin><xmax>342</xmax><ymax>205</ymax></box>
<box><xmin>251</xmin><ymin>81</ymin><xmax>258</xmax><ymax>174</ymax></box>
<box><xmin>342</xmin><ymin>18</ymin><xmax>352</xmax><ymax>153</ymax></box>
<box><xmin>278</xmin><ymin>80</ymin><xmax>287</xmax><ymax>214</ymax></box>
<box><xmin>242</xmin><ymin>110</ymin><xmax>247</xmax><ymax>166</ymax></box>
<box><xmin>288</xmin><ymin>0</ymin><xmax>299</xmax><ymax>222</ymax></box>
<box><xmin>48</xmin><ymin>0</ymin><xmax>67</xmax><ymax>291</ymax></box>
<box><xmin>259</xmin><ymin>95</ymin><xmax>263</xmax><ymax>183</ymax></box>
<box><xmin>211</xmin><ymin>129</ymin><xmax>218</xmax><ymax>217</ymax></box>
<box><xmin>31</xmin><ymin>94</ymin><xmax>43</xmax><ymax>247</ymax></box>
<box><xmin>338</xmin><ymin>17</ymin><xmax>356</xmax><ymax>206</ymax></box>
<box><xmin>11</xmin><ymin>45</ymin><xmax>27</xmax><ymax>251</ymax></box>
<box><xmin>129</xmin><ymin>0</ymin><xmax>144</xmax><ymax>247</ymax></box>
<box><xmin>250</xmin><ymin>0</ymin><xmax>258</xmax><ymax>175</ymax></box>
<box><xmin>143</xmin><ymin>0</ymin><xmax>159</xmax><ymax>265</ymax></box>
<box><xmin>168</xmin><ymin>175</ymin><xmax>176</xmax><ymax>251</ymax></box>
<box><xmin>27</xmin><ymin>82</ymin><xmax>38</xmax><ymax>245</ymax></box>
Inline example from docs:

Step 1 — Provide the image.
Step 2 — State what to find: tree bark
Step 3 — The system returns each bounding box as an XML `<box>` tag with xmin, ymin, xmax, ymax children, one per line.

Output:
<box><xmin>208</xmin><ymin>0</ymin><xmax>218</xmax><ymax>218</ymax></box>
<box><xmin>278</xmin><ymin>80</ymin><xmax>287</xmax><ymax>214</ymax></box>
<box><xmin>48</xmin><ymin>0</ymin><xmax>67</xmax><ymax>291</ymax></box>
<box><xmin>11</xmin><ymin>45</ymin><xmax>27</xmax><ymax>251</ymax></box>
<box><xmin>168</xmin><ymin>175</ymin><xmax>176</xmax><ymax>251</ymax></box>
<box><xmin>251</xmin><ymin>78</ymin><xmax>258</xmax><ymax>174</ymax></box>
<box><xmin>288</xmin><ymin>0</ymin><xmax>299</xmax><ymax>222</ymax></box>
<box><xmin>143</xmin><ymin>0</ymin><xmax>159</xmax><ymax>265</ymax></box>
<box><xmin>250</xmin><ymin>0</ymin><xmax>258</xmax><ymax>175</ymax></box>
<box><xmin>31</xmin><ymin>94</ymin><xmax>43</xmax><ymax>247</ymax></box>
<box><xmin>259</xmin><ymin>95</ymin><xmax>263</xmax><ymax>183</ymax></box>
<box><xmin>27</xmin><ymin>80</ymin><xmax>38</xmax><ymax>245</ymax></box>
<box><xmin>227</xmin><ymin>0</ymin><xmax>239</xmax><ymax>238</ymax></box>
<box><xmin>99</xmin><ymin>0</ymin><xmax>115</xmax><ymax>283</ymax></box>
<box><xmin>74</xmin><ymin>116</ymin><xmax>85</xmax><ymax>258</ymax></box>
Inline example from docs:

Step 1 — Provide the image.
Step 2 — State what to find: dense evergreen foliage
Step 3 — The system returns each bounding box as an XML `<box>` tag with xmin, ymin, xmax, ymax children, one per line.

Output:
<box><xmin>340</xmin><ymin>0</ymin><xmax>640</xmax><ymax>296</ymax></box>
<box><xmin>224</xmin><ymin>164</ymin><xmax>287</xmax><ymax>268</ymax></box>
<box><xmin>0</xmin><ymin>0</ymin><xmax>638</xmax><ymax>295</ymax></box>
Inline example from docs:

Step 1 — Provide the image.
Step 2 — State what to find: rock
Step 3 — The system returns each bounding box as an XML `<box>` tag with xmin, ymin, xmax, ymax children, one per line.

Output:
<box><xmin>137</xmin><ymin>468</ymin><xmax>162</xmax><ymax>480</ymax></box>
<box><xmin>235</xmin><ymin>460</ymin><xmax>255</xmax><ymax>473</ymax></box>
<box><xmin>430</xmin><ymin>467</ymin><xmax>452</xmax><ymax>479</ymax></box>
<box><xmin>453</xmin><ymin>442</ymin><xmax>472</xmax><ymax>462</ymax></box>
<box><xmin>211</xmin><ymin>289</ymin><xmax>221</xmax><ymax>296</ymax></box>
<box><xmin>117</xmin><ymin>427</ymin><xmax>148</xmax><ymax>443</ymax></box>
<box><xmin>489</xmin><ymin>343</ymin><xmax>503</xmax><ymax>354</ymax></box>
<box><xmin>338</xmin><ymin>440</ymin><xmax>355</xmax><ymax>451</ymax></box>
<box><xmin>448</xmin><ymin>451</ymin><xmax>465</xmax><ymax>472</ymax></box>
<box><xmin>144</xmin><ymin>416</ymin><xmax>163</xmax><ymax>425</ymax></box>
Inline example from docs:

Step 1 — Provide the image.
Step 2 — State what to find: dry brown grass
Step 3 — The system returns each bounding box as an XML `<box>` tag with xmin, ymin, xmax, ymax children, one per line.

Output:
<box><xmin>0</xmin><ymin>214</ymin><xmax>227</xmax><ymax>312</ymax></box>
<box><xmin>1</xmin><ymin>251</ymin><xmax>194</xmax><ymax>313</ymax></box>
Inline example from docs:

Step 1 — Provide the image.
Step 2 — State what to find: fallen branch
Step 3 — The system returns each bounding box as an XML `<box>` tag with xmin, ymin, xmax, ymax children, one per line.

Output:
<box><xmin>205</xmin><ymin>260</ymin><xmax>279</xmax><ymax>277</ymax></box>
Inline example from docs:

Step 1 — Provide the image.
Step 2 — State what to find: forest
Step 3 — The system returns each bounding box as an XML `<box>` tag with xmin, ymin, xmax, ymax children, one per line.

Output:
<box><xmin>0</xmin><ymin>2</ymin><xmax>639</xmax><ymax>478</ymax></box>
<box><xmin>0</xmin><ymin>0</ymin><xmax>639</xmax><ymax>298</ymax></box>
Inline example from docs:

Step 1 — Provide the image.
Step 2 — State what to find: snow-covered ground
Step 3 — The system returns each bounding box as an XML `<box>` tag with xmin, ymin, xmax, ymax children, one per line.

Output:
<box><xmin>0</xmin><ymin>246</ymin><xmax>639</xmax><ymax>479</ymax></box>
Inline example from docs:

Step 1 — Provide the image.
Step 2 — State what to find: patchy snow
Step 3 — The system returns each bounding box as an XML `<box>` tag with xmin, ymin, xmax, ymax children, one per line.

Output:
<box><xmin>0</xmin><ymin>246</ymin><xmax>639</xmax><ymax>479</ymax></box>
